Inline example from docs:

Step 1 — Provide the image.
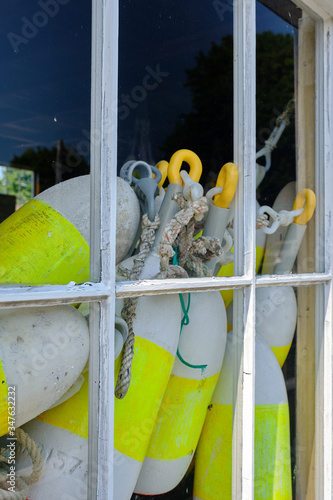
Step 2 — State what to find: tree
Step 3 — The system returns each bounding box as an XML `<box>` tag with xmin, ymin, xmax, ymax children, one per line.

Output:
<box><xmin>0</xmin><ymin>167</ymin><xmax>33</xmax><ymax>206</ymax></box>
<box><xmin>10</xmin><ymin>143</ymin><xmax>90</xmax><ymax>194</ymax></box>
<box><xmin>162</xmin><ymin>32</ymin><xmax>295</xmax><ymax>205</ymax></box>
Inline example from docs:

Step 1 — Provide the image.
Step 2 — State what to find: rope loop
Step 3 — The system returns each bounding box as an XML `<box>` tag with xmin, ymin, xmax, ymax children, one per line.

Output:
<box><xmin>115</xmin><ymin>213</ymin><xmax>160</xmax><ymax>399</ymax></box>
<box><xmin>0</xmin><ymin>428</ymin><xmax>43</xmax><ymax>499</ymax></box>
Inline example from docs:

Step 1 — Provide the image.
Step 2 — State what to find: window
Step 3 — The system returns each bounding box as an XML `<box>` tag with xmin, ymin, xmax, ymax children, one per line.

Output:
<box><xmin>0</xmin><ymin>0</ymin><xmax>332</xmax><ymax>499</ymax></box>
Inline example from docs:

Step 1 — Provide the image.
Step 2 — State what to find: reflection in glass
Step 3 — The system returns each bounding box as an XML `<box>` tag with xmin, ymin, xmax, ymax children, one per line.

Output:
<box><xmin>255</xmin><ymin>1</ymin><xmax>298</xmax><ymax>276</ymax></box>
<box><xmin>0</xmin><ymin>303</ymin><xmax>90</xmax><ymax>498</ymax></box>
<box><xmin>0</xmin><ymin>3</ymin><xmax>91</xmax><ymax>286</ymax></box>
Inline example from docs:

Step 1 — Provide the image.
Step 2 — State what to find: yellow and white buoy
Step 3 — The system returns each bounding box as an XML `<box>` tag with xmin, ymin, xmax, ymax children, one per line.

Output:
<box><xmin>194</xmin><ymin>332</ymin><xmax>292</xmax><ymax>500</ymax></box>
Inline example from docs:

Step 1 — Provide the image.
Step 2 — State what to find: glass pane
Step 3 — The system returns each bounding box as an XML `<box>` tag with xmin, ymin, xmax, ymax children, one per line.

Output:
<box><xmin>0</xmin><ymin>302</ymin><xmax>91</xmax><ymax>499</ymax></box>
<box><xmin>0</xmin><ymin>2</ymin><xmax>91</xmax><ymax>286</ymax></box>
<box><xmin>117</xmin><ymin>0</ymin><xmax>235</xmax><ymax>285</ymax></box>
<box><xmin>256</xmin><ymin>1</ymin><xmax>318</xmax><ymax>276</ymax></box>
<box><xmin>254</xmin><ymin>283</ymin><xmax>321</xmax><ymax>499</ymax></box>
<box><xmin>114</xmin><ymin>287</ymin><xmax>230</xmax><ymax>500</ymax></box>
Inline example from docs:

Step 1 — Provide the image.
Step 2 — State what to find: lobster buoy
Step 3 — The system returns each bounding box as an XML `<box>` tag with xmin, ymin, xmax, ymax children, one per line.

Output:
<box><xmin>0</xmin><ymin>305</ymin><xmax>89</xmax><ymax>436</ymax></box>
<box><xmin>113</xmin><ymin>293</ymin><xmax>181</xmax><ymax>500</ymax></box>
<box><xmin>134</xmin><ymin>291</ymin><xmax>227</xmax><ymax>495</ymax></box>
<box><xmin>0</xmin><ymin>198</ymin><xmax>90</xmax><ymax>285</ymax></box>
<box><xmin>256</xmin><ymin>189</ymin><xmax>316</xmax><ymax>367</ymax></box>
<box><xmin>261</xmin><ymin>181</ymin><xmax>295</xmax><ymax>275</ymax></box>
<box><xmin>134</xmin><ymin>160</ymin><xmax>230</xmax><ymax>495</ymax></box>
<box><xmin>194</xmin><ymin>332</ymin><xmax>292</xmax><ymax>500</ymax></box>
<box><xmin>256</xmin><ymin>286</ymin><xmax>297</xmax><ymax>367</ymax></box>
<box><xmin>36</xmin><ymin>174</ymin><xmax>140</xmax><ymax>265</ymax></box>
<box><xmin>217</xmin><ymin>201</ymin><xmax>267</xmax><ymax>308</ymax></box>
<box><xmin>203</xmin><ymin>162</ymin><xmax>238</xmax><ymax>275</ymax></box>
<box><xmin>222</xmin><ymin>285</ymin><xmax>297</xmax><ymax>368</ymax></box>
<box><xmin>113</xmin><ymin>149</ymin><xmax>208</xmax><ymax>499</ymax></box>
<box><xmin>18</xmin><ymin>314</ymin><xmax>128</xmax><ymax>499</ymax></box>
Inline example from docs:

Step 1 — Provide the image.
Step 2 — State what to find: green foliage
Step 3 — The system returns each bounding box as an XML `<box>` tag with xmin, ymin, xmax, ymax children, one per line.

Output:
<box><xmin>255</xmin><ymin>32</ymin><xmax>295</xmax><ymax>206</ymax></box>
<box><xmin>162</xmin><ymin>34</ymin><xmax>233</xmax><ymax>190</ymax></box>
<box><xmin>0</xmin><ymin>167</ymin><xmax>33</xmax><ymax>205</ymax></box>
<box><xmin>162</xmin><ymin>31</ymin><xmax>295</xmax><ymax>204</ymax></box>
<box><xmin>10</xmin><ymin>144</ymin><xmax>90</xmax><ymax>194</ymax></box>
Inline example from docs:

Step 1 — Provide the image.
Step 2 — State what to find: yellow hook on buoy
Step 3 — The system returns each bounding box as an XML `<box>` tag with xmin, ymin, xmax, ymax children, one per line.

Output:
<box><xmin>213</xmin><ymin>162</ymin><xmax>239</xmax><ymax>209</ymax></box>
<box><xmin>155</xmin><ymin>160</ymin><xmax>169</xmax><ymax>189</ymax></box>
<box><xmin>168</xmin><ymin>149</ymin><xmax>202</xmax><ymax>185</ymax></box>
<box><xmin>292</xmin><ymin>188</ymin><xmax>316</xmax><ymax>225</ymax></box>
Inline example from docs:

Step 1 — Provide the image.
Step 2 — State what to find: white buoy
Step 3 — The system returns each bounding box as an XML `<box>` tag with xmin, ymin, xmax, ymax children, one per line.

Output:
<box><xmin>113</xmin><ymin>150</ymin><xmax>205</xmax><ymax>499</ymax></box>
<box><xmin>217</xmin><ymin>201</ymin><xmax>267</xmax><ymax>308</ymax></box>
<box><xmin>36</xmin><ymin>174</ymin><xmax>141</xmax><ymax>264</ymax></box>
<box><xmin>255</xmin><ymin>285</ymin><xmax>297</xmax><ymax>366</ymax></box>
<box><xmin>194</xmin><ymin>332</ymin><xmax>292</xmax><ymax>500</ymax></box>
<box><xmin>18</xmin><ymin>314</ymin><xmax>128</xmax><ymax>500</ymax></box>
<box><xmin>256</xmin><ymin>189</ymin><xmax>316</xmax><ymax>366</ymax></box>
<box><xmin>261</xmin><ymin>181</ymin><xmax>296</xmax><ymax>275</ymax></box>
<box><xmin>134</xmin><ymin>291</ymin><xmax>227</xmax><ymax>495</ymax></box>
<box><xmin>113</xmin><ymin>293</ymin><xmax>181</xmax><ymax>500</ymax></box>
<box><xmin>203</xmin><ymin>162</ymin><xmax>238</xmax><ymax>275</ymax></box>
<box><xmin>0</xmin><ymin>305</ymin><xmax>89</xmax><ymax>436</ymax></box>
<box><xmin>133</xmin><ymin>161</ymin><xmax>231</xmax><ymax>495</ymax></box>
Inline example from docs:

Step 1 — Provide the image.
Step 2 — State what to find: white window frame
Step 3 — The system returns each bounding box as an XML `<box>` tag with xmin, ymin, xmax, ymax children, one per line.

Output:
<box><xmin>0</xmin><ymin>0</ymin><xmax>332</xmax><ymax>498</ymax></box>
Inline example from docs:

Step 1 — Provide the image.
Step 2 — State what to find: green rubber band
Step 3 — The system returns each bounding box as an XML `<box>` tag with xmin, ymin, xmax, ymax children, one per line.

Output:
<box><xmin>177</xmin><ymin>293</ymin><xmax>207</xmax><ymax>373</ymax></box>
<box><xmin>173</xmin><ymin>247</ymin><xmax>179</xmax><ymax>266</ymax></box>
<box><xmin>173</xmin><ymin>248</ymin><xmax>207</xmax><ymax>373</ymax></box>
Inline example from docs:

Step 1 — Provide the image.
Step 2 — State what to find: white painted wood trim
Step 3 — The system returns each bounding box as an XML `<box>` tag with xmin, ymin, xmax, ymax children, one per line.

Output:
<box><xmin>88</xmin><ymin>0</ymin><xmax>104</xmax><ymax>497</ymax></box>
<box><xmin>233</xmin><ymin>0</ymin><xmax>256</xmax><ymax>498</ymax></box>
<box><xmin>115</xmin><ymin>273</ymin><xmax>331</xmax><ymax>297</ymax></box>
<box><xmin>89</xmin><ymin>0</ymin><xmax>119</xmax><ymax>497</ymax></box>
<box><xmin>0</xmin><ymin>2</ymin><xmax>331</xmax><ymax>500</ymax></box>
<box><xmin>295</xmin><ymin>0</ymin><xmax>333</xmax><ymax>20</ymax></box>
<box><xmin>315</xmin><ymin>15</ymin><xmax>333</xmax><ymax>500</ymax></box>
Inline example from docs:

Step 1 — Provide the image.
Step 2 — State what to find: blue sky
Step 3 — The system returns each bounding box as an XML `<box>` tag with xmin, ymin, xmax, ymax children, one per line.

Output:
<box><xmin>0</xmin><ymin>0</ymin><xmax>91</xmax><ymax>166</ymax></box>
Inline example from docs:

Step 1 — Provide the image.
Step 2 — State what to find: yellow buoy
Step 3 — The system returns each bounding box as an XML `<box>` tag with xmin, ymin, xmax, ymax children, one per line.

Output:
<box><xmin>194</xmin><ymin>332</ymin><xmax>292</xmax><ymax>500</ymax></box>
<box><xmin>0</xmin><ymin>199</ymin><xmax>89</xmax><ymax>285</ymax></box>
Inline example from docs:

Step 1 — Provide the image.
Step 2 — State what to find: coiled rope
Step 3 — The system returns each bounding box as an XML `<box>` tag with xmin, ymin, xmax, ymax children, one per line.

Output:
<box><xmin>0</xmin><ymin>427</ymin><xmax>43</xmax><ymax>499</ymax></box>
<box><xmin>157</xmin><ymin>193</ymin><xmax>221</xmax><ymax>278</ymax></box>
<box><xmin>115</xmin><ymin>192</ymin><xmax>222</xmax><ymax>398</ymax></box>
<box><xmin>115</xmin><ymin>213</ymin><xmax>160</xmax><ymax>399</ymax></box>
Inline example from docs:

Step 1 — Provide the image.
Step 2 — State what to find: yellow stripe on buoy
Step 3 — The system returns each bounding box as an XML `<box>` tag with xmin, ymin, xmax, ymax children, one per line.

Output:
<box><xmin>0</xmin><ymin>199</ymin><xmax>90</xmax><ymax>285</ymax></box>
<box><xmin>218</xmin><ymin>246</ymin><xmax>264</xmax><ymax>308</ymax></box>
<box><xmin>36</xmin><ymin>347</ymin><xmax>124</xmax><ymax>440</ymax></box>
<box><xmin>193</xmin><ymin>404</ymin><xmax>232</xmax><ymax>500</ymax></box>
<box><xmin>37</xmin><ymin>371</ymin><xmax>89</xmax><ymax>439</ymax></box>
<box><xmin>194</xmin><ymin>403</ymin><xmax>291</xmax><ymax>500</ymax></box>
<box><xmin>145</xmin><ymin>372</ymin><xmax>219</xmax><ymax>461</ymax></box>
<box><xmin>114</xmin><ymin>337</ymin><xmax>174</xmax><ymax>462</ymax></box>
<box><xmin>0</xmin><ymin>360</ymin><xmax>8</xmax><ymax>437</ymax></box>
<box><xmin>271</xmin><ymin>343</ymin><xmax>292</xmax><ymax>368</ymax></box>
<box><xmin>255</xmin><ymin>403</ymin><xmax>292</xmax><ymax>499</ymax></box>
<box><xmin>256</xmin><ymin>246</ymin><xmax>265</xmax><ymax>273</ymax></box>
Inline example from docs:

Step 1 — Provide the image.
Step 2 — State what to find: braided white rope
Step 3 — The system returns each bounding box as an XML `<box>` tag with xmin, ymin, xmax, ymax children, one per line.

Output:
<box><xmin>115</xmin><ymin>213</ymin><xmax>160</xmax><ymax>399</ymax></box>
<box><xmin>116</xmin><ymin>187</ymin><xmax>224</xmax><ymax>396</ymax></box>
<box><xmin>156</xmin><ymin>193</ymin><xmax>222</xmax><ymax>277</ymax></box>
